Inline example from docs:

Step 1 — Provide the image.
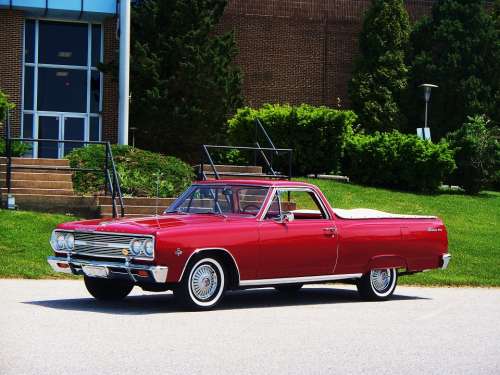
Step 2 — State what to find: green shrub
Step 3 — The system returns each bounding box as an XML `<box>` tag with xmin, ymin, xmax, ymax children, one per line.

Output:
<box><xmin>0</xmin><ymin>90</ymin><xmax>15</xmax><ymax>123</ymax></box>
<box><xmin>343</xmin><ymin>131</ymin><xmax>456</xmax><ymax>192</ymax></box>
<box><xmin>447</xmin><ymin>115</ymin><xmax>500</xmax><ymax>194</ymax></box>
<box><xmin>0</xmin><ymin>140</ymin><xmax>31</xmax><ymax>157</ymax></box>
<box><xmin>227</xmin><ymin>104</ymin><xmax>356</xmax><ymax>175</ymax></box>
<box><xmin>67</xmin><ymin>145</ymin><xmax>194</xmax><ymax>197</ymax></box>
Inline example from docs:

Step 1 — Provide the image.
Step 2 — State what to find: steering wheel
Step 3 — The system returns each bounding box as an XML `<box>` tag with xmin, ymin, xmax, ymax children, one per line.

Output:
<box><xmin>241</xmin><ymin>204</ymin><xmax>260</xmax><ymax>214</ymax></box>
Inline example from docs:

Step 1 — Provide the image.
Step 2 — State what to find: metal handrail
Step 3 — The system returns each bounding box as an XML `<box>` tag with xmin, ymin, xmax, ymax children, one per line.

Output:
<box><xmin>2</xmin><ymin>114</ymin><xmax>125</xmax><ymax>218</ymax></box>
<box><xmin>200</xmin><ymin>144</ymin><xmax>293</xmax><ymax>181</ymax></box>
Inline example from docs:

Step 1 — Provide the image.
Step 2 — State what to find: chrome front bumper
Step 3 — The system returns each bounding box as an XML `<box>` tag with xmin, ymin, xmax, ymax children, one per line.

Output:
<box><xmin>47</xmin><ymin>256</ymin><xmax>168</xmax><ymax>283</ymax></box>
<box><xmin>441</xmin><ymin>253</ymin><xmax>451</xmax><ymax>269</ymax></box>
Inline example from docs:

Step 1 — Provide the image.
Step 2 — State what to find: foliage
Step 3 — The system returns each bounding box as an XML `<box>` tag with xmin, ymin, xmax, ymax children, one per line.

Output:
<box><xmin>227</xmin><ymin>104</ymin><xmax>357</xmax><ymax>175</ymax></box>
<box><xmin>67</xmin><ymin>145</ymin><xmax>194</xmax><ymax>197</ymax></box>
<box><xmin>0</xmin><ymin>140</ymin><xmax>31</xmax><ymax>157</ymax></box>
<box><xmin>0</xmin><ymin>90</ymin><xmax>15</xmax><ymax>124</ymax></box>
<box><xmin>446</xmin><ymin>115</ymin><xmax>500</xmax><ymax>194</ymax></box>
<box><xmin>348</xmin><ymin>0</ymin><xmax>411</xmax><ymax>132</ymax></box>
<box><xmin>343</xmin><ymin>131</ymin><xmax>456</xmax><ymax>192</ymax></box>
<box><xmin>407</xmin><ymin>0</ymin><xmax>500</xmax><ymax>138</ymax></box>
<box><xmin>125</xmin><ymin>0</ymin><xmax>242</xmax><ymax>162</ymax></box>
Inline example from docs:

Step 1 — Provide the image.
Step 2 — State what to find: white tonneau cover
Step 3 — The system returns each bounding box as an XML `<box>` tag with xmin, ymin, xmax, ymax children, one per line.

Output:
<box><xmin>332</xmin><ymin>208</ymin><xmax>436</xmax><ymax>220</ymax></box>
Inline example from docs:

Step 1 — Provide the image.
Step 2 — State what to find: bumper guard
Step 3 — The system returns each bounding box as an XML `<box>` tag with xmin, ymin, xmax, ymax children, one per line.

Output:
<box><xmin>47</xmin><ymin>256</ymin><xmax>168</xmax><ymax>283</ymax></box>
<box><xmin>441</xmin><ymin>253</ymin><xmax>451</xmax><ymax>270</ymax></box>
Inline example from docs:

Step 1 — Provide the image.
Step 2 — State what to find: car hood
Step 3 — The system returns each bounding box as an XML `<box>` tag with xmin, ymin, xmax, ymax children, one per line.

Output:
<box><xmin>59</xmin><ymin>214</ymin><xmax>234</xmax><ymax>235</ymax></box>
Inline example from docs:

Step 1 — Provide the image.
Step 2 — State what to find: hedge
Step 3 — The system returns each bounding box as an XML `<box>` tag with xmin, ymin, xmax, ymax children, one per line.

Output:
<box><xmin>227</xmin><ymin>104</ymin><xmax>356</xmax><ymax>176</ymax></box>
<box><xmin>343</xmin><ymin>131</ymin><xmax>456</xmax><ymax>192</ymax></box>
<box><xmin>67</xmin><ymin>145</ymin><xmax>194</xmax><ymax>198</ymax></box>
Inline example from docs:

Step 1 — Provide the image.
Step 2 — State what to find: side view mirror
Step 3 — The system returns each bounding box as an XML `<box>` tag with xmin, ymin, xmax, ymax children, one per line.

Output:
<box><xmin>274</xmin><ymin>212</ymin><xmax>294</xmax><ymax>224</ymax></box>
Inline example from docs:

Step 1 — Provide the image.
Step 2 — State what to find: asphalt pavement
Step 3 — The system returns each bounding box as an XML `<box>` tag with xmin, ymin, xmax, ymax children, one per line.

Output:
<box><xmin>0</xmin><ymin>279</ymin><xmax>499</xmax><ymax>375</ymax></box>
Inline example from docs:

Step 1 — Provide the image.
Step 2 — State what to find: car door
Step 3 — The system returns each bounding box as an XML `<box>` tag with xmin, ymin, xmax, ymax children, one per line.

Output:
<box><xmin>257</xmin><ymin>188</ymin><xmax>338</xmax><ymax>278</ymax></box>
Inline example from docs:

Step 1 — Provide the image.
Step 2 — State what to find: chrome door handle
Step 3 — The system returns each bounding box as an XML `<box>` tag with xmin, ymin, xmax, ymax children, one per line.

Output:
<box><xmin>323</xmin><ymin>227</ymin><xmax>337</xmax><ymax>236</ymax></box>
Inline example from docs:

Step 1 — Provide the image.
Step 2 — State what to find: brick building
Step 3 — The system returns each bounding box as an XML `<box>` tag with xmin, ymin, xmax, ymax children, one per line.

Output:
<box><xmin>0</xmin><ymin>0</ymin><xmax>128</xmax><ymax>158</ymax></box>
<box><xmin>217</xmin><ymin>0</ymin><xmax>434</xmax><ymax>109</ymax></box>
<box><xmin>0</xmin><ymin>0</ymin><xmax>435</xmax><ymax>159</ymax></box>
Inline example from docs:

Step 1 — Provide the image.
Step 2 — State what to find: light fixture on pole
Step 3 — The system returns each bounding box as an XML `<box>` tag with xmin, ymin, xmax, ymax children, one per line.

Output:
<box><xmin>417</xmin><ymin>83</ymin><xmax>438</xmax><ymax>140</ymax></box>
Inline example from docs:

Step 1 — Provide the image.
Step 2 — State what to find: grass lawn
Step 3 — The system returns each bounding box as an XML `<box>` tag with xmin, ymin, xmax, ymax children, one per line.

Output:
<box><xmin>0</xmin><ymin>210</ymin><xmax>79</xmax><ymax>279</ymax></box>
<box><xmin>0</xmin><ymin>180</ymin><xmax>498</xmax><ymax>286</ymax></box>
<box><xmin>298</xmin><ymin>178</ymin><xmax>500</xmax><ymax>287</ymax></box>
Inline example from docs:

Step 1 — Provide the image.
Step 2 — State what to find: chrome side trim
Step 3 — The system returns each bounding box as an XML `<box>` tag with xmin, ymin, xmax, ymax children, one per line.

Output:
<box><xmin>47</xmin><ymin>256</ymin><xmax>168</xmax><ymax>283</ymax></box>
<box><xmin>177</xmin><ymin>247</ymin><xmax>241</xmax><ymax>283</ymax></box>
<box><xmin>441</xmin><ymin>253</ymin><xmax>451</xmax><ymax>269</ymax></box>
<box><xmin>239</xmin><ymin>273</ymin><xmax>363</xmax><ymax>287</ymax></box>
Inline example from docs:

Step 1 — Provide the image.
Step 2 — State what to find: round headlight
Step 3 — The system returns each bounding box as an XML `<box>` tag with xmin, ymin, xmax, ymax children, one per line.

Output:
<box><xmin>56</xmin><ymin>233</ymin><xmax>66</xmax><ymax>250</ymax></box>
<box><xmin>144</xmin><ymin>239</ymin><xmax>154</xmax><ymax>256</ymax></box>
<box><xmin>130</xmin><ymin>239</ymin><xmax>143</xmax><ymax>256</ymax></box>
<box><xmin>65</xmin><ymin>233</ymin><xmax>75</xmax><ymax>251</ymax></box>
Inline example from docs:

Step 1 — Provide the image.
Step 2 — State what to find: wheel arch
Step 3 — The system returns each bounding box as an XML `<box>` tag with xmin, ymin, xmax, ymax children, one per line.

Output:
<box><xmin>365</xmin><ymin>255</ymin><xmax>407</xmax><ymax>273</ymax></box>
<box><xmin>178</xmin><ymin>248</ymin><xmax>240</xmax><ymax>289</ymax></box>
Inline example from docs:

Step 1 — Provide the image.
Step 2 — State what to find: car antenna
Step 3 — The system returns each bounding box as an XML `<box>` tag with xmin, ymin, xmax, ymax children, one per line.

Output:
<box><xmin>155</xmin><ymin>171</ymin><xmax>161</xmax><ymax>227</ymax></box>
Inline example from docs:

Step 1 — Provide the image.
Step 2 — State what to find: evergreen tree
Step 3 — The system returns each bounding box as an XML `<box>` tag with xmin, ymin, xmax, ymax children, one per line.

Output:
<box><xmin>407</xmin><ymin>0</ymin><xmax>500</xmax><ymax>138</ymax></box>
<box><xmin>348</xmin><ymin>0</ymin><xmax>411</xmax><ymax>132</ymax></box>
<box><xmin>129</xmin><ymin>0</ymin><xmax>242</xmax><ymax>161</ymax></box>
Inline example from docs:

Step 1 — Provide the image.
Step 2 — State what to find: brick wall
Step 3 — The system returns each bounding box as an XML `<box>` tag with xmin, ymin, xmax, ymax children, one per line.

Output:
<box><xmin>102</xmin><ymin>17</ymin><xmax>119</xmax><ymax>144</ymax></box>
<box><xmin>0</xmin><ymin>9</ymin><xmax>24</xmax><ymax>137</ymax></box>
<box><xmin>217</xmin><ymin>0</ymin><xmax>434</xmax><ymax>108</ymax></box>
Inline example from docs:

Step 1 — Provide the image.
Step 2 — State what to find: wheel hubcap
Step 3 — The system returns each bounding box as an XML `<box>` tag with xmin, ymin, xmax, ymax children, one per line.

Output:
<box><xmin>370</xmin><ymin>269</ymin><xmax>391</xmax><ymax>292</ymax></box>
<box><xmin>191</xmin><ymin>264</ymin><xmax>218</xmax><ymax>300</ymax></box>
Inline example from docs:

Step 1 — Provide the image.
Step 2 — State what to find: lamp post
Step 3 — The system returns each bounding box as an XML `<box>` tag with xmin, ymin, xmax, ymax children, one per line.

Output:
<box><xmin>130</xmin><ymin>126</ymin><xmax>137</xmax><ymax>148</ymax></box>
<box><xmin>417</xmin><ymin>83</ymin><xmax>438</xmax><ymax>140</ymax></box>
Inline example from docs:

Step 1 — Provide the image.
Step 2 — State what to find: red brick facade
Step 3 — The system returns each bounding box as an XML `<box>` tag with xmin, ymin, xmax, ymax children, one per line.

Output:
<box><xmin>217</xmin><ymin>0</ymin><xmax>434</xmax><ymax>108</ymax></box>
<box><xmin>0</xmin><ymin>9</ymin><xmax>24</xmax><ymax>137</ymax></box>
<box><xmin>0</xmin><ymin>10</ymin><xmax>118</xmax><ymax>143</ymax></box>
<box><xmin>102</xmin><ymin>18</ymin><xmax>119</xmax><ymax>144</ymax></box>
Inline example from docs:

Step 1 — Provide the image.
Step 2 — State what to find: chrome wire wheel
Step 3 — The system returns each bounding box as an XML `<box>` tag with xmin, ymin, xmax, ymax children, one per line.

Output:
<box><xmin>190</xmin><ymin>264</ymin><xmax>218</xmax><ymax>301</ymax></box>
<box><xmin>357</xmin><ymin>267</ymin><xmax>397</xmax><ymax>300</ymax></box>
<box><xmin>177</xmin><ymin>257</ymin><xmax>226</xmax><ymax>309</ymax></box>
<box><xmin>370</xmin><ymin>269</ymin><xmax>391</xmax><ymax>293</ymax></box>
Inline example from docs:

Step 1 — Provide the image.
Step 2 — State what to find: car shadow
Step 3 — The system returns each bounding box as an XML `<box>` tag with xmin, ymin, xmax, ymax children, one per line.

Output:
<box><xmin>23</xmin><ymin>286</ymin><xmax>429</xmax><ymax>316</ymax></box>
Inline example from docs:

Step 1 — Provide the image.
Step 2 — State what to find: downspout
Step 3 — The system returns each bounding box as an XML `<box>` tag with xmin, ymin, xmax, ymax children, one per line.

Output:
<box><xmin>118</xmin><ymin>0</ymin><xmax>130</xmax><ymax>145</ymax></box>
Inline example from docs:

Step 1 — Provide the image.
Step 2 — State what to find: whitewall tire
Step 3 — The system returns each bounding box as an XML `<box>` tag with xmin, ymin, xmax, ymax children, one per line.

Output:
<box><xmin>357</xmin><ymin>268</ymin><xmax>397</xmax><ymax>300</ymax></box>
<box><xmin>174</xmin><ymin>257</ymin><xmax>226</xmax><ymax>310</ymax></box>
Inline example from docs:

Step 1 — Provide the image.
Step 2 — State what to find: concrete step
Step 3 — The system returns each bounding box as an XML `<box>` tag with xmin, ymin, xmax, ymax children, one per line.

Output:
<box><xmin>0</xmin><ymin>165</ymin><xmax>73</xmax><ymax>174</ymax></box>
<box><xmin>10</xmin><ymin>179</ymin><xmax>73</xmax><ymax>189</ymax></box>
<box><xmin>1</xmin><ymin>194</ymin><xmax>98</xmax><ymax>217</ymax></box>
<box><xmin>100</xmin><ymin>205</ymin><xmax>171</xmax><ymax>216</ymax></box>
<box><xmin>1</xmin><ymin>187</ymin><xmax>75</xmax><ymax>195</ymax></box>
<box><xmin>0</xmin><ymin>171</ymin><xmax>73</xmax><ymax>182</ymax></box>
<box><xmin>199</xmin><ymin>165</ymin><xmax>263</xmax><ymax>174</ymax></box>
<box><xmin>0</xmin><ymin>157</ymin><xmax>70</xmax><ymax>167</ymax></box>
<box><xmin>98</xmin><ymin>196</ymin><xmax>176</xmax><ymax>206</ymax></box>
<box><xmin>203</xmin><ymin>173</ymin><xmax>287</xmax><ymax>180</ymax></box>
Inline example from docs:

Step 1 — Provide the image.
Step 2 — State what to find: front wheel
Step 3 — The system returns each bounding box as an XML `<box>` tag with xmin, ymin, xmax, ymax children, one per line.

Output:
<box><xmin>174</xmin><ymin>257</ymin><xmax>226</xmax><ymax>310</ymax></box>
<box><xmin>357</xmin><ymin>268</ymin><xmax>397</xmax><ymax>301</ymax></box>
<box><xmin>84</xmin><ymin>276</ymin><xmax>134</xmax><ymax>301</ymax></box>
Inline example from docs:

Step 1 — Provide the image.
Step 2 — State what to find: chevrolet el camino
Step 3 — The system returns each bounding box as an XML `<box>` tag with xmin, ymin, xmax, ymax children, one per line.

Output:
<box><xmin>48</xmin><ymin>179</ymin><xmax>451</xmax><ymax>310</ymax></box>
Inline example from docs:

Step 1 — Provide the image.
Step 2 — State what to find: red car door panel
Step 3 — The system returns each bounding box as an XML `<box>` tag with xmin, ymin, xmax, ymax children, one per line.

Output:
<box><xmin>258</xmin><ymin>219</ymin><xmax>338</xmax><ymax>278</ymax></box>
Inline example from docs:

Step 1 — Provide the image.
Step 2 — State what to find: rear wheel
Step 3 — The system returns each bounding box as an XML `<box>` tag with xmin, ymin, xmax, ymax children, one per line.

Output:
<box><xmin>275</xmin><ymin>284</ymin><xmax>303</xmax><ymax>293</ymax></box>
<box><xmin>84</xmin><ymin>276</ymin><xmax>134</xmax><ymax>301</ymax></box>
<box><xmin>174</xmin><ymin>257</ymin><xmax>226</xmax><ymax>310</ymax></box>
<box><xmin>357</xmin><ymin>268</ymin><xmax>397</xmax><ymax>301</ymax></box>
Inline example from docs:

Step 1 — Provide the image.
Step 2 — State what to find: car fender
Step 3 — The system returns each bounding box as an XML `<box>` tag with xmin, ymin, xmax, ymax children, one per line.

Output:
<box><xmin>365</xmin><ymin>255</ymin><xmax>407</xmax><ymax>273</ymax></box>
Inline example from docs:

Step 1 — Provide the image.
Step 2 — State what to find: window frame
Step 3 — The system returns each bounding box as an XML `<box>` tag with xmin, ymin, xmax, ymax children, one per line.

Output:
<box><xmin>21</xmin><ymin>18</ymin><xmax>104</xmax><ymax>157</ymax></box>
<box><xmin>261</xmin><ymin>187</ymin><xmax>331</xmax><ymax>221</ymax></box>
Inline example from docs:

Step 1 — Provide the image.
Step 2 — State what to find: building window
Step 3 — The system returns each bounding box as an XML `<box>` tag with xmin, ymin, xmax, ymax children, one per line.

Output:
<box><xmin>22</xmin><ymin>19</ymin><xmax>103</xmax><ymax>158</ymax></box>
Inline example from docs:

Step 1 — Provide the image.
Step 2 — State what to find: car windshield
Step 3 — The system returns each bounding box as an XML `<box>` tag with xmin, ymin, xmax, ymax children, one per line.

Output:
<box><xmin>165</xmin><ymin>185</ymin><xmax>270</xmax><ymax>216</ymax></box>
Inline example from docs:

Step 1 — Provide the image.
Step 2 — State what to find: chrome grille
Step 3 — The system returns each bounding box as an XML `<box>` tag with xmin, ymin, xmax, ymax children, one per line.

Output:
<box><xmin>73</xmin><ymin>232</ymin><xmax>150</xmax><ymax>259</ymax></box>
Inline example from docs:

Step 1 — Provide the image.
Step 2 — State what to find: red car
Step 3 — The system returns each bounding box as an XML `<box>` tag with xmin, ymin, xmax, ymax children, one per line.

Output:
<box><xmin>48</xmin><ymin>179</ymin><xmax>450</xmax><ymax>310</ymax></box>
